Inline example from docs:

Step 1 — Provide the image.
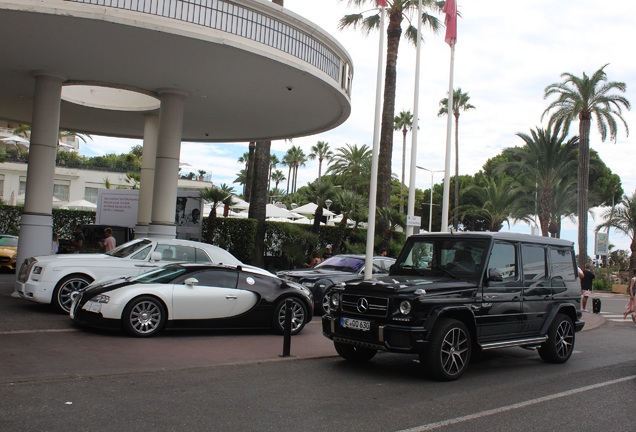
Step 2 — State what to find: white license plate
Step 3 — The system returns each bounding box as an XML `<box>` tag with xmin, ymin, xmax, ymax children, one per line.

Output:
<box><xmin>341</xmin><ymin>317</ymin><xmax>371</xmax><ymax>331</ymax></box>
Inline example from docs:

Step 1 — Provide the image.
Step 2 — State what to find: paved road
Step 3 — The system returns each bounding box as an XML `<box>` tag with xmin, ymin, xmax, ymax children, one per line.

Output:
<box><xmin>2</xmin><ymin>273</ymin><xmax>635</xmax><ymax>432</ymax></box>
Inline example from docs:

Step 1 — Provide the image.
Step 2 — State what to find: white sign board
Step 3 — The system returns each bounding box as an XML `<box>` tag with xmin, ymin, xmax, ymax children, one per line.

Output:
<box><xmin>406</xmin><ymin>215</ymin><xmax>421</xmax><ymax>228</ymax></box>
<box><xmin>96</xmin><ymin>189</ymin><xmax>139</xmax><ymax>228</ymax></box>
<box><xmin>595</xmin><ymin>231</ymin><xmax>609</xmax><ymax>256</ymax></box>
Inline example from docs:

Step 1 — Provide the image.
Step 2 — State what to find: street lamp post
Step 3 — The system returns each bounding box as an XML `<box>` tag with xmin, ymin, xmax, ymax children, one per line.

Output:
<box><xmin>417</xmin><ymin>166</ymin><xmax>444</xmax><ymax>232</ymax></box>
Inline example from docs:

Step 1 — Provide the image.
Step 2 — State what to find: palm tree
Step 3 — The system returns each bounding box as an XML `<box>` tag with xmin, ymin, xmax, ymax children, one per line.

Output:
<box><xmin>283</xmin><ymin>145</ymin><xmax>306</xmax><ymax>194</ymax></box>
<box><xmin>125</xmin><ymin>172</ymin><xmax>141</xmax><ymax>190</ymax></box>
<box><xmin>437</xmin><ymin>87</ymin><xmax>475</xmax><ymax>229</ymax></box>
<box><xmin>308</xmin><ymin>141</ymin><xmax>334</xmax><ymax>179</ymax></box>
<box><xmin>461</xmin><ymin>176</ymin><xmax>525</xmax><ymax>231</ymax></box>
<box><xmin>376</xmin><ymin>206</ymin><xmax>405</xmax><ymax>249</ymax></box>
<box><xmin>219</xmin><ymin>183</ymin><xmax>236</xmax><ymax>217</ymax></box>
<box><xmin>597</xmin><ymin>192</ymin><xmax>636</xmax><ymax>270</ymax></box>
<box><xmin>325</xmin><ymin>143</ymin><xmax>372</xmax><ymax>194</ymax></box>
<box><xmin>248</xmin><ymin>139</ymin><xmax>271</xmax><ymax>267</ymax></box>
<box><xmin>338</xmin><ymin>0</ymin><xmax>443</xmax><ymax>208</ymax></box>
<box><xmin>271</xmin><ymin>169</ymin><xmax>286</xmax><ymax>190</ymax></box>
<box><xmin>268</xmin><ymin>154</ymin><xmax>280</xmax><ymax>192</ymax></box>
<box><xmin>200</xmin><ymin>186</ymin><xmax>228</xmax><ymax>220</ymax></box>
<box><xmin>304</xmin><ymin>179</ymin><xmax>335</xmax><ymax>233</ymax></box>
<box><xmin>542</xmin><ymin>64</ymin><xmax>630</xmax><ymax>266</ymax></box>
<box><xmin>503</xmin><ymin>125</ymin><xmax>578</xmax><ymax>236</ymax></box>
<box><xmin>393</xmin><ymin>109</ymin><xmax>413</xmax><ymax>214</ymax></box>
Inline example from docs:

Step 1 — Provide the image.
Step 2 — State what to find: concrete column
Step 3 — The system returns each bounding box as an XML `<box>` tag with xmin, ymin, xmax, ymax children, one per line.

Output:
<box><xmin>16</xmin><ymin>72</ymin><xmax>66</xmax><ymax>271</ymax></box>
<box><xmin>148</xmin><ymin>89</ymin><xmax>188</xmax><ymax>239</ymax></box>
<box><xmin>135</xmin><ymin>112</ymin><xmax>159</xmax><ymax>238</ymax></box>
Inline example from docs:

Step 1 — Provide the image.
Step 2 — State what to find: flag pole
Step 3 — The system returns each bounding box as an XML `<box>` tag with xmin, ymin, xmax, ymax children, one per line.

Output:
<box><xmin>406</xmin><ymin>0</ymin><xmax>424</xmax><ymax>238</ymax></box>
<box><xmin>364</xmin><ymin>2</ymin><xmax>386</xmax><ymax>280</ymax></box>
<box><xmin>441</xmin><ymin>45</ymin><xmax>454</xmax><ymax>232</ymax></box>
<box><xmin>440</xmin><ymin>0</ymin><xmax>457</xmax><ymax>233</ymax></box>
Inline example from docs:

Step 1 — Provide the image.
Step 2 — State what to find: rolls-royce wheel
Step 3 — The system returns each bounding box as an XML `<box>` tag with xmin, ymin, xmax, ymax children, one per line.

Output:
<box><xmin>53</xmin><ymin>274</ymin><xmax>93</xmax><ymax>314</ymax></box>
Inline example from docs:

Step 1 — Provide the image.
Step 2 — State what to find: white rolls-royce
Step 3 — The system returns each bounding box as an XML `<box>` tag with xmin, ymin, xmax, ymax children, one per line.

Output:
<box><xmin>14</xmin><ymin>238</ymin><xmax>242</xmax><ymax>313</ymax></box>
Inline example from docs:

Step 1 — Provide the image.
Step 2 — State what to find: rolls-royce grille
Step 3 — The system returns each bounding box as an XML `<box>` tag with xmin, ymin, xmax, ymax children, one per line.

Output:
<box><xmin>341</xmin><ymin>294</ymin><xmax>388</xmax><ymax>317</ymax></box>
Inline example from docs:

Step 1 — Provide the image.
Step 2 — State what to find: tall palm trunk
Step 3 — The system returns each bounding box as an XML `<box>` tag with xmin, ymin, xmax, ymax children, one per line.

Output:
<box><xmin>249</xmin><ymin>140</ymin><xmax>271</xmax><ymax>267</ymax></box>
<box><xmin>245</xmin><ymin>141</ymin><xmax>256</xmax><ymax>202</ymax></box>
<box><xmin>377</xmin><ymin>11</ymin><xmax>403</xmax><ymax>208</ymax></box>
<box><xmin>578</xmin><ymin>116</ymin><xmax>591</xmax><ymax>266</ymax></box>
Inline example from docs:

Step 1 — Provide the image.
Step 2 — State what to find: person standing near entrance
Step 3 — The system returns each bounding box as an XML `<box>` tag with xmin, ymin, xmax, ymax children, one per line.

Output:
<box><xmin>70</xmin><ymin>225</ymin><xmax>85</xmax><ymax>253</ymax></box>
<box><xmin>580</xmin><ymin>263</ymin><xmax>595</xmax><ymax>311</ymax></box>
<box><xmin>99</xmin><ymin>227</ymin><xmax>116</xmax><ymax>252</ymax></box>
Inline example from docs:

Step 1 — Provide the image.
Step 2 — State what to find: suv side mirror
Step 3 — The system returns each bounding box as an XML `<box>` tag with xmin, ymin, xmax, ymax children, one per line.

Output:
<box><xmin>487</xmin><ymin>268</ymin><xmax>503</xmax><ymax>282</ymax></box>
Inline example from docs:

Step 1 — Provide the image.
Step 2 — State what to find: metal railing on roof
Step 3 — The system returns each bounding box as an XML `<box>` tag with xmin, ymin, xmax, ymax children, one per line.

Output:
<box><xmin>66</xmin><ymin>0</ymin><xmax>352</xmax><ymax>95</ymax></box>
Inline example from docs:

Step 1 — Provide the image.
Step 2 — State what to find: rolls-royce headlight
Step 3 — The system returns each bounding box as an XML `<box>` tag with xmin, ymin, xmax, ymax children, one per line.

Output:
<box><xmin>399</xmin><ymin>300</ymin><xmax>412</xmax><ymax>315</ymax></box>
<box><xmin>330</xmin><ymin>292</ymin><xmax>341</xmax><ymax>308</ymax></box>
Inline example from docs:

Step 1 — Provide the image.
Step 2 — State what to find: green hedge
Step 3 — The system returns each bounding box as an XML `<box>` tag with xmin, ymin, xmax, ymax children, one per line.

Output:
<box><xmin>0</xmin><ymin>206</ymin><xmax>405</xmax><ymax>272</ymax></box>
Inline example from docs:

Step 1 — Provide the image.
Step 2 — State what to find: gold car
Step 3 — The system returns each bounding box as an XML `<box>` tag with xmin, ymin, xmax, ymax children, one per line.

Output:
<box><xmin>0</xmin><ymin>235</ymin><xmax>18</xmax><ymax>271</ymax></box>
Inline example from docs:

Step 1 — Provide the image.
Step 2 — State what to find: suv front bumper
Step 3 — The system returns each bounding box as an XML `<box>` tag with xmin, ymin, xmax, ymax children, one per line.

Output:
<box><xmin>322</xmin><ymin>314</ymin><xmax>429</xmax><ymax>353</ymax></box>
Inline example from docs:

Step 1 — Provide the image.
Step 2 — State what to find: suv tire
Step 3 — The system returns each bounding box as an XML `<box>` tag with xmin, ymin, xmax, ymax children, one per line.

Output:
<box><xmin>538</xmin><ymin>313</ymin><xmax>575</xmax><ymax>363</ymax></box>
<box><xmin>422</xmin><ymin>318</ymin><xmax>472</xmax><ymax>381</ymax></box>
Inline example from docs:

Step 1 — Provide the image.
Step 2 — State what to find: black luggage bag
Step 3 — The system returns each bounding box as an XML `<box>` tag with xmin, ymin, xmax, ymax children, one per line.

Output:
<box><xmin>592</xmin><ymin>297</ymin><xmax>601</xmax><ymax>314</ymax></box>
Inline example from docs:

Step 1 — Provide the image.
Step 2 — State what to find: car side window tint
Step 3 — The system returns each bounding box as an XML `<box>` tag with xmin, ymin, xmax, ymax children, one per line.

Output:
<box><xmin>486</xmin><ymin>242</ymin><xmax>519</xmax><ymax>287</ymax></box>
<box><xmin>130</xmin><ymin>245</ymin><xmax>151</xmax><ymax>260</ymax></box>
<box><xmin>550</xmin><ymin>247</ymin><xmax>576</xmax><ymax>289</ymax></box>
<box><xmin>522</xmin><ymin>245</ymin><xmax>548</xmax><ymax>287</ymax></box>
<box><xmin>194</xmin><ymin>248</ymin><xmax>212</xmax><ymax>263</ymax></box>
<box><xmin>189</xmin><ymin>270</ymin><xmax>238</xmax><ymax>288</ymax></box>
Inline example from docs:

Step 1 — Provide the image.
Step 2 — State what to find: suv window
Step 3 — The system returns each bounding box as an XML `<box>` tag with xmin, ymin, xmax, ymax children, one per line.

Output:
<box><xmin>486</xmin><ymin>241</ymin><xmax>519</xmax><ymax>286</ymax></box>
<box><xmin>522</xmin><ymin>244</ymin><xmax>548</xmax><ymax>288</ymax></box>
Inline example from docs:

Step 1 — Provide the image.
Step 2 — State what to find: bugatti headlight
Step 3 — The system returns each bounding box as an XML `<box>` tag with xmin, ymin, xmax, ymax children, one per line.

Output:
<box><xmin>399</xmin><ymin>300</ymin><xmax>412</xmax><ymax>315</ymax></box>
<box><xmin>91</xmin><ymin>294</ymin><xmax>110</xmax><ymax>304</ymax></box>
<box><xmin>302</xmin><ymin>281</ymin><xmax>315</xmax><ymax>288</ymax></box>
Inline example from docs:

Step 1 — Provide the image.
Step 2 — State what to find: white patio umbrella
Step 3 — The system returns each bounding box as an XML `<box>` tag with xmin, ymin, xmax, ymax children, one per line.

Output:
<box><xmin>229</xmin><ymin>196</ymin><xmax>249</xmax><ymax>210</ymax></box>
<box><xmin>61</xmin><ymin>199</ymin><xmax>97</xmax><ymax>211</ymax></box>
<box><xmin>0</xmin><ymin>135</ymin><xmax>29</xmax><ymax>151</ymax></box>
<box><xmin>265</xmin><ymin>204</ymin><xmax>303</xmax><ymax>219</ymax></box>
<box><xmin>293</xmin><ymin>202</ymin><xmax>335</xmax><ymax>217</ymax></box>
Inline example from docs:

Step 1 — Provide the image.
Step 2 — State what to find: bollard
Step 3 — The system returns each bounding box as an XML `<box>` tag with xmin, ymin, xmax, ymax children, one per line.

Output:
<box><xmin>281</xmin><ymin>298</ymin><xmax>293</xmax><ymax>357</ymax></box>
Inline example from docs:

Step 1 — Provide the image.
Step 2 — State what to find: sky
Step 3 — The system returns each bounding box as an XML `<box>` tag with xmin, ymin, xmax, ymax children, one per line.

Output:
<box><xmin>82</xmin><ymin>0</ymin><xmax>636</xmax><ymax>257</ymax></box>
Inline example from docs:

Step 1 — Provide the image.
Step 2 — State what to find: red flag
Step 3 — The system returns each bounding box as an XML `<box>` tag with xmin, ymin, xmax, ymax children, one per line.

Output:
<box><xmin>377</xmin><ymin>0</ymin><xmax>388</xmax><ymax>7</ymax></box>
<box><xmin>443</xmin><ymin>0</ymin><xmax>457</xmax><ymax>46</ymax></box>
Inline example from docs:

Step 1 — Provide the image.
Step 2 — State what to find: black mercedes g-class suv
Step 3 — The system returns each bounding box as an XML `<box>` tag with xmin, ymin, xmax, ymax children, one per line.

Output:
<box><xmin>322</xmin><ymin>232</ymin><xmax>584</xmax><ymax>381</ymax></box>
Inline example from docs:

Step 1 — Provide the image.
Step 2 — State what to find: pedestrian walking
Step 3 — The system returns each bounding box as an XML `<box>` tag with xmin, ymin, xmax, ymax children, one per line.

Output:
<box><xmin>580</xmin><ymin>264</ymin><xmax>595</xmax><ymax>311</ymax></box>
<box><xmin>624</xmin><ymin>269</ymin><xmax>636</xmax><ymax>320</ymax></box>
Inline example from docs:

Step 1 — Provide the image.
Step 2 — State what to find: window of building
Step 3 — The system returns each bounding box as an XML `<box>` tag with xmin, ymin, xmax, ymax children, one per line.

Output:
<box><xmin>53</xmin><ymin>183</ymin><xmax>70</xmax><ymax>202</ymax></box>
<box><xmin>84</xmin><ymin>187</ymin><xmax>98</xmax><ymax>204</ymax></box>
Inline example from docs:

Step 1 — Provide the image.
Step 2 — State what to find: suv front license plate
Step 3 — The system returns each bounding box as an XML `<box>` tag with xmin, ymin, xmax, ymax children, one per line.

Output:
<box><xmin>341</xmin><ymin>317</ymin><xmax>370</xmax><ymax>331</ymax></box>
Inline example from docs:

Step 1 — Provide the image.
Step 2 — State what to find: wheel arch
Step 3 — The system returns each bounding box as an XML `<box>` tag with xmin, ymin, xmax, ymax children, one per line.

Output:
<box><xmin>425</xmin><ymin>306</ymin><xmax>478</xmax><ymax>345</ymax></box>
<box><xmin>540</xmin><ymin>303</ymin><xmax>578</xmax><ymax>335</ymax></box>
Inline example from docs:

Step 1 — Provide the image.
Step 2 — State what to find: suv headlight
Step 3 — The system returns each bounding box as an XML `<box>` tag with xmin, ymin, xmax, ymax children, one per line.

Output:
<box><xmin>330</xmin><ymin>292</ymin><xmax>341</xmax><ymax>308</ymax></box>
<box><xmin>399</xmin><ymin>300</ymin><xmax>412</xmax><ymax>315</ymax></box>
